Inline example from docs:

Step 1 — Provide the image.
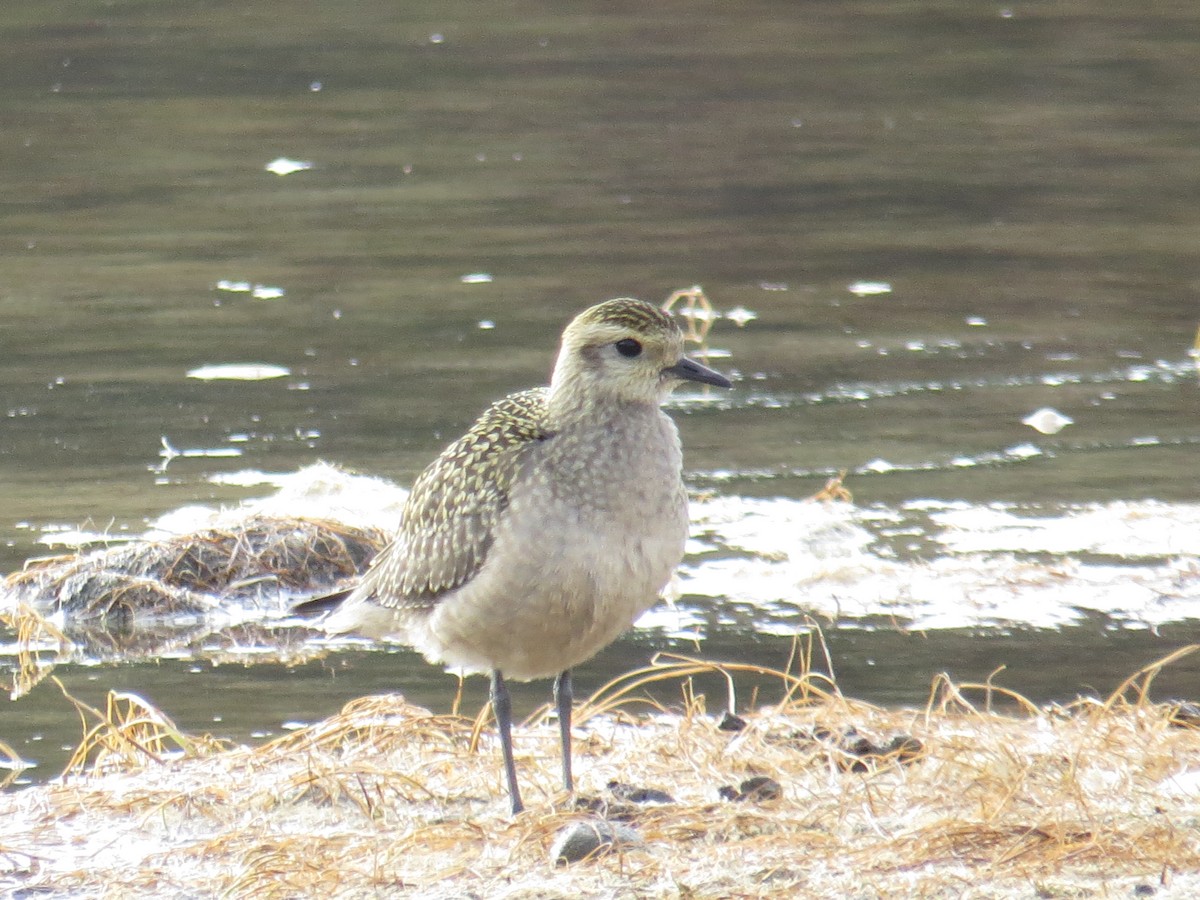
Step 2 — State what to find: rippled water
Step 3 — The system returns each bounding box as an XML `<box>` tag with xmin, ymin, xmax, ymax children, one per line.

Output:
<box><xmin>2</xmin><ymin>1</ymin><xmax>1200</xmax><ymax>780</ymax></box>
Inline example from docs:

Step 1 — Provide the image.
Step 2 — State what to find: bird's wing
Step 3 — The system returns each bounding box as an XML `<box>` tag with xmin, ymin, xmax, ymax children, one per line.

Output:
<box><xmin>356</xmin><ymin>387</ymin><xmax>552</xmax><ymax>610</ymax></box>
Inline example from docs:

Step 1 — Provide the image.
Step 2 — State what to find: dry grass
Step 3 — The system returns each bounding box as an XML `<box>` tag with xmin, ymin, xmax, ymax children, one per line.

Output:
<box><xmin>1</xmin><ymin>643</ymin><xmax>1199</xmax><ymax>898</ymax></box>
<box><xmin>661</xmin><ymin>285</ymin><xmax>716</xmax><ymax>351</ymax></box>
<box><xmin>52</xmin><ymin>677</ymin><xmax>229</xmax><ymax>777</ymax></box>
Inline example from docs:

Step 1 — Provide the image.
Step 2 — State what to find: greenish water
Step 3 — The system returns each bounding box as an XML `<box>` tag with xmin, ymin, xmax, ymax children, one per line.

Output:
<box><xmin>2</xmin><ymin>1</ymin><xmax>1200</xmax><ymax>779</ymax></box>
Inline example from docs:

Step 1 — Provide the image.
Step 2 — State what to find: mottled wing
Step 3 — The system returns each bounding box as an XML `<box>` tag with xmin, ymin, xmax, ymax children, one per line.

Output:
<box><xmin>356</xmin><ymin>388</ymin><xmax>551</xmax><ymax>609</ymax></box>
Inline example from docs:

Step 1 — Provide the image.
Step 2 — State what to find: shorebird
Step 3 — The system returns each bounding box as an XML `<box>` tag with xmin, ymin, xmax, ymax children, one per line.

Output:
<box><xmin>318</xmin><ymin>298</ymin><xmax>731</xmax><ymax>814</ymax></box>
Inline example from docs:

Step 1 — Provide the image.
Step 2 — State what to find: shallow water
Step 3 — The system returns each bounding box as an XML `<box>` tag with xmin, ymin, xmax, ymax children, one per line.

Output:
<box><xmin>2</xmin><ymin>1</ymin><xmax>1200</xmax><ymax>780</ymax></box>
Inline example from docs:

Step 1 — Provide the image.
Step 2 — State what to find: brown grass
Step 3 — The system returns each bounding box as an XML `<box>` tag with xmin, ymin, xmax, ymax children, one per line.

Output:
<box><xmin>0</xmin><ymin>516</ymin><xmax>387</xmax><ymax>696</ymax></box>
<box><xmin>1</xmin><ymin>642</ymin><xmax>1198</xmax><ymax>897</ymax></box>
<box><xmin>3</xmin><ymin>515</ymin><xmax>385</xmax><ymax>622</ymax></box>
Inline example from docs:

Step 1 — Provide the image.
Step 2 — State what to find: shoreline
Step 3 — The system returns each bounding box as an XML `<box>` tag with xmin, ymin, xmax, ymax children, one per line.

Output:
<box><xmin>1</xmin><ymin>652</ymin><xmax>1197</xmax><ymax>897</ymax></box>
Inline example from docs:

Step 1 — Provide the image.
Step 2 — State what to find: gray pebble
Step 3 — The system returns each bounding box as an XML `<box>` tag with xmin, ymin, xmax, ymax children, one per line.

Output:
<box><xmin>550</xmin><ymin>818</ymin><xmax>642</xmax><ymax>865</ymax></box>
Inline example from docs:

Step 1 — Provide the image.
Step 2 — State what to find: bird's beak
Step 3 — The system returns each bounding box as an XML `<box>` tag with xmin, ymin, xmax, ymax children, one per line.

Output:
<box><xmin>662</xmin><ymin>356</ymin><xmax>733</xmax><ymax>389</ymax></box>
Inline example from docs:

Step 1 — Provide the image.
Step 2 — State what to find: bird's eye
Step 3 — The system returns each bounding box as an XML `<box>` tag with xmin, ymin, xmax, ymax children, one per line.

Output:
<box><xmin>615</xmin><ymin>338</ymin><xmax>642</xmax><ymax>358</ymax></box>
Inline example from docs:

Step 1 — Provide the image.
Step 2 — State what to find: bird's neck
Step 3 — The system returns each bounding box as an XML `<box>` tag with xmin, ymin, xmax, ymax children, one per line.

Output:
<box><xmin>546</xmin><ymin>381</ymin><xmax>659</xmax><ymax>426</ymax></box>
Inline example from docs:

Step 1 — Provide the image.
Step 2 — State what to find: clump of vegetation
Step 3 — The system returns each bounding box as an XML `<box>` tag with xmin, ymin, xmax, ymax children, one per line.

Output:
<box><xmin>4</xmin><ymin>516</ymin><xmax>384</xmax><ymax>622</ymax></box>
<box><xmin>0</xmin><ymin>516</ymin><xmax>387</xmax><ymax>695</ymax></box>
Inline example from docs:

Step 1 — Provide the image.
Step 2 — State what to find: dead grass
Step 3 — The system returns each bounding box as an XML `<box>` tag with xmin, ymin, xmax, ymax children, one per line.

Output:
<box><xmin>0</xmin><ymin>516</ymin><xmax>387</xmax><ymax>696</ymax></box>
<box><xmin>52</xmin><ymin>676</ymin><xmax>229</xmax><ymax>777</ymax></box>
<box><xmin>3</xmin><ymin>515</ymin><xmax>385</xmax><ymax>623</ymax></box>
<box><xmin>1</xmin><ymin>642</ymin><xmax>1198</xmax><ymax>898</ymax></box>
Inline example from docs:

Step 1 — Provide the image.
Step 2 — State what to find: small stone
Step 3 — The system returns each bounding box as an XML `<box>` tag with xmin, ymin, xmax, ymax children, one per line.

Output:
<box><xmin>550</xmin><ymin>819</ymin><xmax>641</xmax><ymax>865</ymax></box>
<box><xmin>815</xmin><ymin>725</ymin><xmax>924</xmax><ymax>773</ymax></box>
<box><xmin>737</xmin><ymin>775</ymin><xmax>782</xmax><ymax>802</ymax></box>
<box><xmin>886</xmin><ymin>735</ymin><xmax>925</xmax><ymax>764</ymax></box>
<box><xmin>842</xmin><ymin>730</ymin><xmax>875</xmax><ymax>757</ymax></box>
<box><xmin>1168</xmin><ymin>701</ymin><xmax>1200</xmax><ymax>728</ymax></box>
<box><xmin>717</xmin><ymin>711</ymin><xmax>747</xmax><ymax>732</ymax></box>
<box><xmin>607</xmin><ymin>780</ymin><xmax>674</xmax><ymax>805</ymax></box>
<box><xmin>571</xmin><ymin>795</ymin><xmax>638</xmax><ymax>821</ymax></box>
<box><xmin>572</xmin><ymin>795</ymin><xmax>607</xmax><ymax>814</ymax></box>
<box><xmin>718</xmin><ymin>776</ymin><xmax>783</xmax><ymax>802</ymax></box>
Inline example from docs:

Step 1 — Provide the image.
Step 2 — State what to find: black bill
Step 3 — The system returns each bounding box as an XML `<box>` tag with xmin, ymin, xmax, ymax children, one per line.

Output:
<box><xmin>662</xmin><ymin>356</ymin><xmax>733</xmax><ymax>389</ymax></box>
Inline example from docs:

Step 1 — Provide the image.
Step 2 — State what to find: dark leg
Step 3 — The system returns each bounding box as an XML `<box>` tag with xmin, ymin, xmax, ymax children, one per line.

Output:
<box><xmin>490</xmin><ymin>670</ymin><xmax>524</xmax><ymax>815</ymax></box>
<box><xmin>554</xmin><ymin>669</ymin><xmax>574</xmax><ymax>794</ymax></box>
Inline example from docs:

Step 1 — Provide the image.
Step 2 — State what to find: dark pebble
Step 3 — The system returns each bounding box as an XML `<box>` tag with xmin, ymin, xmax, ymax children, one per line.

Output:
<box><xmin>886</xmin><ymin>735</ymin><xmax>925</xmax><ymax>764</ymax></box>
<box><xmin>571</xmin><ymin>795</ymin><xmax>638</xmax><ymax>821</ymax></box>
<box><xmin>810</xmin><ymin>725</ymin><xmax>924</xmax><ymax>772</ymax></box>
<box><xmin>738</xmin><ymin>775</ymin><xmax>782</xmax><ymax>801</ymax></box>
<box><xmin>842</xmin><ymin>730</ymin><xmax>875</xmax><ymax>757</ymax></box>
<box><xmin>607</xmin><ymin>780</ymin><xmax>674</xmax><ymax>805</ymax></box>
<box><xmin>718</xmin><ymin>775</ymin><xmax>783</xmax><ymax>802</ymax></box>
<box><xmin>717</xmin><ymin>711</ymin><xmax>748</xmax><ymax>732</ymax></box>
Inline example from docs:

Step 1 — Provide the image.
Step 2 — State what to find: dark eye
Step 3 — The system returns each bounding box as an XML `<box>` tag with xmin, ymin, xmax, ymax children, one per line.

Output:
<box><xmin>615</xmin><ymin>338</ymin><xmax>642</xmax><ymax>358</ymax></box>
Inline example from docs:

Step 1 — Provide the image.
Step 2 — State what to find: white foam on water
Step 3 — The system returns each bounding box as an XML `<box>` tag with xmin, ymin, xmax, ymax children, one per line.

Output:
<box><xmin>7</xmin><ymin>464</ymin><xmax>1199</xmax><ymax>640</ymax></box>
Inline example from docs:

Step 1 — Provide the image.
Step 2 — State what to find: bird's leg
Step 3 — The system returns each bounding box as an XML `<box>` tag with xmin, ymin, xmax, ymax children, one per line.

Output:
<box><xmin>490</xmin><ymin>670</ymin><xmax>524</xmax><ymax>815</ymax></box>
<box><xmin>554</xmin><ymin>669</ymin><xmax>574</xmax><ymax>794</ymax></box>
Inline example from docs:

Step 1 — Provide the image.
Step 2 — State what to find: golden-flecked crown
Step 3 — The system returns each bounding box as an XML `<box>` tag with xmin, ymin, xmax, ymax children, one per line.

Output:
<box><xmin>569</xmin><ymin>298</ymin><xmax>679</xmax><ymax>336</ymax></box>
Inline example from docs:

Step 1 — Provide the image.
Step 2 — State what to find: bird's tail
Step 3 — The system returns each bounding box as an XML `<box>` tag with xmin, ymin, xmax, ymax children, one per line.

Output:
<box><xmin>291</xmin><ymin>588</ymin><xmax>352</xmax><ymax>617</ymax></box>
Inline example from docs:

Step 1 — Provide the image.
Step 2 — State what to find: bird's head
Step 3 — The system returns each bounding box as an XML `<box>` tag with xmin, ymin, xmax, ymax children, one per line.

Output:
<box><xmin>550</xmin><ymin>298</ymin><xmax>731</xmax><ymax>410</ymax></box>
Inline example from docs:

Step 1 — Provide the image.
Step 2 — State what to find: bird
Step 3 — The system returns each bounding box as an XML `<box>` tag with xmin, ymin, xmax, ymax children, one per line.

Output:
<box><xmin>313</xmin><ymin>298</ymin><xmax>731</xmax><ymax>814</ymax></box>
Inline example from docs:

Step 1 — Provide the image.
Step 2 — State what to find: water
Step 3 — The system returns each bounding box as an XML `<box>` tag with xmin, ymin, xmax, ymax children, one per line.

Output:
<box><xmin>2</xmin><ymin>1</ymin><xmax>1200</xmax><ymax>780</ymax></box>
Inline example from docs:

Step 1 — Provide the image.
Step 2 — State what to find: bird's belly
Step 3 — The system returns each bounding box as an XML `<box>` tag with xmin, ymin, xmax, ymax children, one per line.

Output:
<box><xmin>418</xmin><ymin>501</ymin><xmax>686</xmax><ymax>681</ymax></box>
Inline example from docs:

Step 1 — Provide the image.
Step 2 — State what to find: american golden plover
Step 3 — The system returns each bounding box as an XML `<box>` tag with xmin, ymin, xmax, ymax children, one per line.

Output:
<box><xmin>320</xmin><ymin>298</ymin><xmax>731</xmax><ymax>814</ymax></box>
